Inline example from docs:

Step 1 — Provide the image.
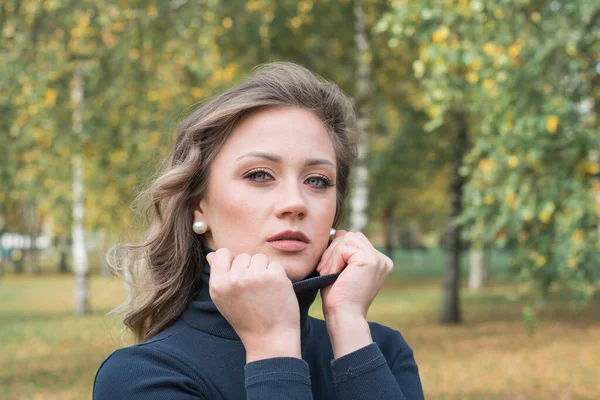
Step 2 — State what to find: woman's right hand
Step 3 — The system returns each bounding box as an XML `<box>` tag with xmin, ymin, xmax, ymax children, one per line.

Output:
<box><xmin>206</xmin><ymin>248</ymin><xmax>302</xmax><ymax>362</ymax></box>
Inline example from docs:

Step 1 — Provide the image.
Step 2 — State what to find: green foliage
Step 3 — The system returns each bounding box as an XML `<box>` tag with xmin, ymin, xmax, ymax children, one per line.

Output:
<box><xmin>380</xmin><ymin>0</ymin><xmax>600</xmax><ymax>301</ymax></box>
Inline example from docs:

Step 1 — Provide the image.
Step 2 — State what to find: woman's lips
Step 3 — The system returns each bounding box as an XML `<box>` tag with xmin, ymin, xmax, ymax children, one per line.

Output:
<box><xmin>267</xmin><ymin>240</ymin><xmax>309</xmax><ymax>252</ymax></box>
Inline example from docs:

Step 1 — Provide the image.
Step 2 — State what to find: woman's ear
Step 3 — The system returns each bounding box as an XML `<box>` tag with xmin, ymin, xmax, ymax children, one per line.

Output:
<box><xmin>193</xmin><ymin>208</ymin><xmax>208</xmax><ymax>226</ymax></box>
<box><xmin>195</xmin><ymin>197</ymin><xmax>209</xmax><ymax>221</ymax></box>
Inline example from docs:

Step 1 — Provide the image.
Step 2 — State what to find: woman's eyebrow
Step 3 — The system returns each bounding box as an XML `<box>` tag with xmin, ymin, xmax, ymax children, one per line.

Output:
<box><xmin>303</xmin><ymin>158</ymin><xmax>335</xmax><ymax>167</ymax></box>
<box><xmin>236</xmin><ymin>152</ymin><xmax>335</xmax><ymax>167</ymax></box>
<box><xmin>236</xmin><ymin>152</ymin><xmax>281</xmax><ymax>162</ymax></box>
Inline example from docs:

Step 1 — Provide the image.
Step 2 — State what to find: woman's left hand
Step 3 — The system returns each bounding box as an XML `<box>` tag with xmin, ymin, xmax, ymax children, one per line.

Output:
<box><xmin>316</xmin><ymin>230</ymin><xmax>394</xmax><ymax>357</ymax></box>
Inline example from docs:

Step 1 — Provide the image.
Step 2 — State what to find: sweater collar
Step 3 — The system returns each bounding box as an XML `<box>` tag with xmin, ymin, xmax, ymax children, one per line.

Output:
<box><xmin>182</xmin><ymin>252</ymin><xmax>340</xmax><ymax>341</ymax></box>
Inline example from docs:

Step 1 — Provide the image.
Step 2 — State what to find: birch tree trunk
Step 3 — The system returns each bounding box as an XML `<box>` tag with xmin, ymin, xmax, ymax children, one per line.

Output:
<box><xmin>468</xmin><ymin>247</ymin><xmax>488</xmax><ymax>290</ymax></box>
<box><xmin>0</xmin><ymin>220</ymin><xmax>5</xmax><ymax>278</ymax></box>
<box><xmin>440</xmin><ymin>114</ymin><xmax>468</xmax><ymax>324</ymax></box>
<box><xmin>71</xmin><ymin>68</ymin><xmax>89</xmax><ymax>316</ymax></box>
<box><xmin>349</xmin><ymin>0</ymin><xmax>372</xmax><ymax>233</ymax></box>
<box><xmin>468</xmin><ymin>221</ymin><xmax>488</xmax><ymax>290</ymax></box>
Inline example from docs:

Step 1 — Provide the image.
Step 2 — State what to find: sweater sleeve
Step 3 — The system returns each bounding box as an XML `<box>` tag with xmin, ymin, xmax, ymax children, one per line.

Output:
<box><xmin>93</xmin><ymin>346</ymin><xmax>210</xmax><ymax>400</ymax></box>
<box><xmin>244</xmin><ymin>357</ymin><xmax>314</xmax><ymax>400</ymax></box>
<box><xmin>330</xmin><ymin>333</ymin><xmax>424</xmax><ymax>400</ymax></box>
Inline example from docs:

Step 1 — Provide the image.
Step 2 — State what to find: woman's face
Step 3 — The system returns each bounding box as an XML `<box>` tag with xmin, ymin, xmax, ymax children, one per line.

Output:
<box><xmin>196</xmin><ymin>107</ymin><xmax>337</xmax><ymax>281</ymax></box>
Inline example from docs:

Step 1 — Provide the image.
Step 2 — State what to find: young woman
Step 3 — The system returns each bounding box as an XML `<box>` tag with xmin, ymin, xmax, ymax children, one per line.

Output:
<box><xmin>94</xmin><ymin>63</ymin><xmax>424</xmax><ymax>399</ymax></box>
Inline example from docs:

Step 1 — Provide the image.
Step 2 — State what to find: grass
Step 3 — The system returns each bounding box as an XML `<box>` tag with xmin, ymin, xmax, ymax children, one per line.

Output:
<box><xmin>1</xmin><ymin>261</ymin><xmax>599</xmax><ymax>399</ymax></box>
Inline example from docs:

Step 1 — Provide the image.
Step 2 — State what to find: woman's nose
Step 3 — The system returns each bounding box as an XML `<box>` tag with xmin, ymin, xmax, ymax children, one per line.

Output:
<box><xmin>275</xmin><ymin>182</ymin><xmax>308</xmax><ymax>219</ymax></box>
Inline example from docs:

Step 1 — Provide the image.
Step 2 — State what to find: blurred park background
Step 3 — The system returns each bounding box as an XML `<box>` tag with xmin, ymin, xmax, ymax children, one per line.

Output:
<box><xmin>1</xmin><ymin>0</ymin><xmax>600</xmax><ymax>399</ymax></box>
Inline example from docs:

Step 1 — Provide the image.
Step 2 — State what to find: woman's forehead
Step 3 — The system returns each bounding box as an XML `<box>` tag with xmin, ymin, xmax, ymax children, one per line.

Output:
<box><xmin>219</xmin><ymin>107</ymin><xmax>337</xmax><ymax>163</ymax></box>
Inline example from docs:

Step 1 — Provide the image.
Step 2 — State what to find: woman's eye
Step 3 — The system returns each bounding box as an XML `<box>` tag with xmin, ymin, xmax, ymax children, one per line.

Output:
<box><xmin>244</xmin><ymin>170</ymin><xmax>273</xmax><ymax>182</ymax></box>
<box><xmin>305</xmin><ymin>176</ymin><xmax>334</xmax><ymax>188</ymax></box>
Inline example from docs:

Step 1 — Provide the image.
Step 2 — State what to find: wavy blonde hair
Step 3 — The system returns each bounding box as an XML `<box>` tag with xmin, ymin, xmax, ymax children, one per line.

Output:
<box><xmin>112</xmin><ymin>63</ymin><xmax>358</xmax><ymax>342</ymax></box>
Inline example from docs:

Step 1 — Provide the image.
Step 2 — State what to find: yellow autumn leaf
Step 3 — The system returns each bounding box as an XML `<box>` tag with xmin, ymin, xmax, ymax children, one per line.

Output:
<box><xmin>468</xmin><ymin>58</ymin><xmax>483</xmax><ymax>71</ymax></box>
<box><xmin>546</xmin><ymin>115</ymin><xmax>559</xmax><ymax>133</ymax></box>
<box><xmin>572</xmin><ymin>229</ymin><xmax>584</xmax><ymax>244</ymax></box>
<box><xmin>505</xmin><ymin>189</ymin><xmax>516</xmax><ymax>207</ymax></box>
<box><xmin>482</xmin><ymin>78</ymin><xmax>495</xmax><ymax>90</ymax></box>
<box><xmin>222</xmin><ymin>17</ymin><xmax>233</xmax><ymax>29</ymax></box>
<box><xmin>535</xmin><ymin>254</ymin><xmax>547</xmax><ymax>267</ymax></box>
<box><xmin>586</xmin><ymin>163</ymin><xmax>599</xmax><ymax>175</ymax></box>
<box><xmin>32</xmin><ymin>128</ymin><xmax>44</xmax><ymax>141</ymax></box>
<box><xmin>77</xmin><ymin>14</ymin><xmax>90</xmax><ymax>27</ymax></box>
<box><xmin>426</xmin><ymin>105</ymin><xmax>440</xmax><ymax>118</ymax></box>
<box><xmin>102</xmin><ymin>27</ymin><xmax>116</xmax><ymax>47</ymax></box>
<box><xmin>147</xmin><ymin>5</ymin><xmax>158</xmax><ymax>17</ymax></box>
<box><xmin>508</xmin><ymin>44</ymin><xmax>521</xmax><ymax>58</ymax></box>
<box><xmin>432</xmin><ymin>26</ymin><xmax>450</xmax><ymax>43</ymax></box>
<box><xmin>298</xmin><ymin>1</ymin><xmax>313</xmax><ymax>12</ymax></box>
<box><xmin>567</xmin><ymin>257</ymin><xmax>577</xmax><ymax>269</ymax></box>
<box><xmin>507</xmin><ymin>155</ymin><xmax>519</xmax><ymax>168</ymax></box>
<box><xmin>109</xmin><ymin>149</ymin><xmax>127</xmax><ymax>166</ymax></box>
<box><xmin>483</xmin><ymin>42</ymin><xmax>495</xmax><ymax>56</ymax></box>
<box><xmin>246</xmin><ymin>0</ymin><xmax>265</xmax><ymax>12</ymax></box>
<box><xmin>466</xmin><ymin>71</ymin><xmax>479</xmax><ymax>84</ymax></box>
<box><xmin>478</xmin><ymin>158</ymin><xmax>496</xmax><ymax>177</ymax></box>
<box><xmin>128</xmin><ymin>49</ymin><xmax>140</xmax><ymax>60</ymax></box>
<box><xmin>190</xmin><ymin>87</ymin><xmax>203</xmax><ymax>98</ymax></box>
<box><xmin>45</xmin><ymin>88</ymin><xmax>57</xmax><ymax>106</ymax></box>
<box><xmin>539</xmin><ymin>210</ymin><xmax>551</xmax><ymax>223</ymax></box>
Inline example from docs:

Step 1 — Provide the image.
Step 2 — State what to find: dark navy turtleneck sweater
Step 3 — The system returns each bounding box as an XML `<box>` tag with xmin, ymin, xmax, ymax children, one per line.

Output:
<box><xmin>93</xmin><ymin>262</ymin><xmax>424</xmax><ymax>399</ymax></box>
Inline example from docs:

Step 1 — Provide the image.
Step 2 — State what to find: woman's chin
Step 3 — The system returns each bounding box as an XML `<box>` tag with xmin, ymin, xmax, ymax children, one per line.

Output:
<box><xmin>274</xmin><ymin>258</ymin><xmax>318</xmax><ymax>283</ymax></box>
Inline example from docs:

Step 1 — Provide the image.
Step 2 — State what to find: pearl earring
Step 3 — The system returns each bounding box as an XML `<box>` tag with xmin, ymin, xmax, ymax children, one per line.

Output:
<box><xmin>193</xmin><ymin>220</ymin><xmax>208</xmax><ymax>235</ymax></box>
<box><xmin>329</xmin><ymin>228</ymin><xmax>336</xmax><ymax>241</ymax></box>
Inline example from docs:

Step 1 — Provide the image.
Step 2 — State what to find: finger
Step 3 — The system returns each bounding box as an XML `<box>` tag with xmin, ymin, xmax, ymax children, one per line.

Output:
<box><xmin>334</xmin><ymin>229</ymin><xmax>347</xmax><ymax>239</ymax></box>
<box><xmin>230</xmin><ymin>253</ymin><xmax>252</xmax><ymax>273</ymax></box>
<box><xmin>320</xmin><ymin>232</ymin><xmax>360</xmax><ymax>274</ymax></box>
<box><xmin>355</xmin><ymin>231</ymin><xmax>371</xmax><ymax>246</ymax></box>
<box><xmin>207</xmin><ymin>248</ymin><xmax>234</xmax><ymax>275</ymax></box>
<box><xmin>249</xmin><ymin>253</ymin><xmax>269</xmax><ymax>270</ymax></box>
<box><xmin>317</xmin><ymin>233</ymin><xmax>346</xmax><ymax>272</ymax></box>
<box><xmin>383</xmin><ymin>254</ymin><xmax>394</xmax><ymax>272</ymax></box>
<box><xmin>326</xmin><ymin>243</ymin><xmax>353</xmax><ymax>275</ymax></box>
<box><xmin>351</xmin><ymin>232</ymin><xmax>379</xmax><ymax>260</ymax></box>
<box><xmin>267</xmin><ymin>261</ymin><xmax>288</xmax><ymax>280</ymax></box>
<box><xmin>208</xmin><ymin>249</ymin><xmax>234</xmax><ymax>289</ymax></box>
